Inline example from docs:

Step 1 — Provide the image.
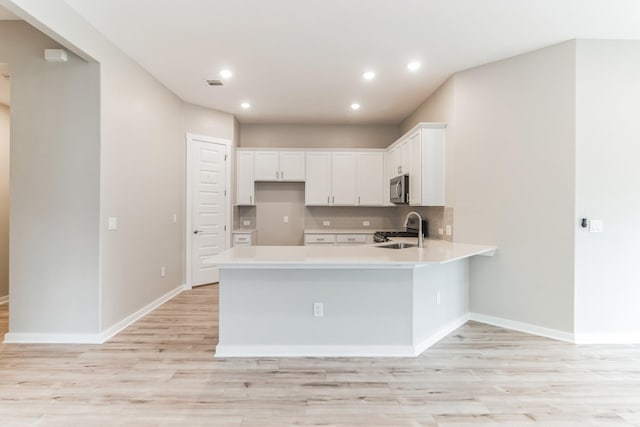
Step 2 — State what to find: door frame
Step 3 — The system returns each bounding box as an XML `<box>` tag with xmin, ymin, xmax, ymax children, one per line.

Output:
<box><xmin>185</xmin><ymin>133</ymin><xmax>232</xmax><ymax>289</ymax></box>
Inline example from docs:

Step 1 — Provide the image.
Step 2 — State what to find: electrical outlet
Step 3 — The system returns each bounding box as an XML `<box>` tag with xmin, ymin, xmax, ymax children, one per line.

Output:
<box><xmin>172</xmin><ymin>213</ymin><xmax>177</xmax><ymax>224</ymax></box>
<box><xmin>445</xmin><ymin>225</ymin><xmax>452</xmax><ymax>236</ymax></box>
<box><xmin>437</xmin><ymin>291</ymin><xmax>441</xmax><ymax>305</ymax></box>
<box><xmin>438</xmin><ymin>228</ymin><xmax>444</xmax><ymax>236</ymax></box>
<box><xmin>243</xmin><ymin>220</ymin><xmax>251</xmax><ymax>226</ymax></box>
<box><xmin>362</xmin><ymin>221</ymin><xmax>370</xmax><ymax>227</ymax></box>
<box><xmin>313</xmin><ymin>302</ymin><xmax>324</xmax><ymax>317</ymax></box>
<box><xmin>161</xmin><ymin>266</ymin><xmax>166</xmax><ymax>277</ymax></box>
<box><xmin>323</xmin><ymin>220</ymin><xmax>330</xmax><ymax>226</ymax></box>
<box><xmin>283</xmin><ymin>215</ymin><xmax>289</xmax><ymax>223</ymax></box>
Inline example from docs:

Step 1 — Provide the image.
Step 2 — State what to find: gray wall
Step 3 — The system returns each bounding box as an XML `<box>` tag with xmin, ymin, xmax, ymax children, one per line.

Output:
<box><xmin>240</xmin><ymin>124</ymin><xmax>400</xmax><ymax>149</ymax></box>
<box><xmin>0</xmin><ymin>21</ymin><xmax>101</xmax><ymax>334</ymax></box>
<box><xmin>574</xmin><ymin>40</ymin><xmax>640</xmax><ymax>338</ymax></box>
<box><xmin>0</xmin><ymin>103</ymin><xmax>8</xmax><ymax>299</ymax></box>
<box><xmin>402</xmin><ymin>41</ymin><xmax>577</xmax><ymax>334</ymax></box>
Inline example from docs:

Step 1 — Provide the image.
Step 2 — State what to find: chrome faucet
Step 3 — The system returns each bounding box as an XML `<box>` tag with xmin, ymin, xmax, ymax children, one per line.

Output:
<box><xmin>404</xmin><ymin>211</ymin><xmax>424</xmax><ymax>248</ymax></box>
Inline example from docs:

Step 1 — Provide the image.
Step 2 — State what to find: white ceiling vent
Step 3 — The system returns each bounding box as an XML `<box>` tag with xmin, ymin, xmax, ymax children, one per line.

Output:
<box><xmin>206</xmin><ymin>79</ymin><xmax>223</xmax><ymax>86</ymax></box>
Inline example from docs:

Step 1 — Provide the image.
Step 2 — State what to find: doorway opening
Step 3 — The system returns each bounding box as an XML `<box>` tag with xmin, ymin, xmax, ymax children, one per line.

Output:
<box><xmin>0</xmin><ymin>63</ymin><xmax>11</xmax><ymax>336</ymax></box>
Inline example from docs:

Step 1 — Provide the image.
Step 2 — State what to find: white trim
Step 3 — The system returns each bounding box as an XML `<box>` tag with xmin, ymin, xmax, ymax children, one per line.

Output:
<box><xmin>3</xmin><ymin>284</ymin><xmax>187</xmax><ymax>344</ymax></box>
<box><xmin>185</xmin><ymin>133</ymin><xmax>232</xmax><ymax>289</ymax></box>
<box><xmin>413</xmin><ymin>314</ymin><xmax>469</xmax><ymax>356</ymax></box>
<box><xmin>99</xmin><ymin>284</ymin><xmax>187</xmax><ymax>343</ymax></box>
<box><xmin>0</xmin><ymin>295</ymin><xmax>8</xmax><ymax>305</ymax></box>
<box><xmin>215</xmin><ymin>344</ymin><xmax>418</xmax><ymax>358</ymax></box>
<box><xmin>4</xmin><ymin>332</ymin><xmax>101</xmax><ymax>344</ymax></box>
<box><xmin>216</xmin><ymin>315</ymin><xmax>469</xmax><ymax>358</ymax></box>
<box><xmin>574</xmin><ymin>333</ymin><xmax>640</xmax><ymax>345</ymax></box>
<box><xmin>469</xmin><ymin>312</ymin><xmax>575</xmax><ymax>343</ymax></box>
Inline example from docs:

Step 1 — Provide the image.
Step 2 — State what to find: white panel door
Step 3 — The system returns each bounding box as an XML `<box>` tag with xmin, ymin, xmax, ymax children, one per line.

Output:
<box><xmin>305</xmin><ymin>152</ymin><xmax>332</xmax><ymax>205</ymax></box>
<box><xmin>192</xmin><ymin>140</ymin><xmax>228</xmax><ymax>286</ymax></box>
<box><xmin>253</xmin><ymin>151</ymin><xmax>279</xmax><ymax>181</ymax></box>
<box><xmin>331</xmin><ymin>152</ymin><xmax>357</xmax><ymax>205</ymax></box>
<box><xmin>357</xmin><ymin>152</ymin><xmax>384</xmax><ymax>206</ymax></box>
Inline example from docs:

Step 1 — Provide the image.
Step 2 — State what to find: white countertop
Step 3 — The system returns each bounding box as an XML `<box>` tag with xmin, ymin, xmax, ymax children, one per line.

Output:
<box><xmin>206</xmin><ymin>238</ymin><xmax>496</xmax><ymax>269</ymax></box>
<box><xmin>304</xmin><ymin>228</ymin><xmax>376</xmax><ymax>234</ymax></box>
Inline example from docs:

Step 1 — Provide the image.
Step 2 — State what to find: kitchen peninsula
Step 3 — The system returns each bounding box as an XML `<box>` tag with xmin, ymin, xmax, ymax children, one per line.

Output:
<box><xmin>207</xmin><ymin>239</ymin><xmax>495</xmax><ymax>357</ymax></box>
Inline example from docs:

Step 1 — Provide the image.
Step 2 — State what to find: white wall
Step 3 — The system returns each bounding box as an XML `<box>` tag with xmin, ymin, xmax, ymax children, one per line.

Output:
<box><xmin>0</xmin><ymin>103</ymin><xmax>9</xmax><ymax>299</ymax></box>
<box><xmin>240</xmin><ymin>124</ymin><xmax>400</xmax><ymax>149</ymax></box>
<box><xmin>1</xmin><ymin>1</ymin><xmax>220</xmax><ymax>334</ymax></box>
<box><xmin>574</xmin><ymin>40</ymin><xmax>640</xmax><ymax>339</ymax></box>
<box><xmin>183</xmin><ymin>102</ymin><xmax>235</xmax><ymax>141</ymax></box>
<box><xmin>0</xmin><ymin>21</ymin><xmax>101</xmax><ymax>335</ymax></box>
<box><xmin>403</xmin><ymin>42</ymin><xmax>577</xmax><ymax>334</ymax></box>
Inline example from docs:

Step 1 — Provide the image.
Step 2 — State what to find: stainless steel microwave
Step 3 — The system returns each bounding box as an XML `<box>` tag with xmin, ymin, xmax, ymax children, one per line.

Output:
<box><xmin>390</xmin><ymin>175</ymin><xmax>409</xmax><ymax>204</ymax></box>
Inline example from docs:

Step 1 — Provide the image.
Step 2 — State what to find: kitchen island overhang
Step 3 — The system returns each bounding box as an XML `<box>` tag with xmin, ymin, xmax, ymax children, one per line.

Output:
<box><xmin>207</xmin><ymin>240</ymin><xmax>496</xmax><ymax>358</ymax></box>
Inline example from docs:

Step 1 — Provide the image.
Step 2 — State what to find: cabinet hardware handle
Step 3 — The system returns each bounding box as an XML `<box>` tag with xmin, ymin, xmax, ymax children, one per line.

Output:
<box><xmin>250</xmin><ymin>195</ymin><xmax>253</xmax><ymax>204</ymax></box>
<box><xmin>332</xmin><ymin>196</ymin><xmax>335</xmax><ymax>204</ymax></box>
<box><xmin>358</xmin><ymin>196</ymin><xmax>360</xmax><ymax>205</ymax></box>
<box><xmin>281</xmin><ymin>171</ymin><xmax>284</xmax><ymax>180</ymax></box>
<box><xmin>348</xmin><ymin>238</ymin><xmax>355</xmax><ymax>241</ymax></box>
<box><xmin>327</xmin><ymin>195</ymin><xmax>330</xmax><ymax>204</ymax></box>
<box><xmin>317</xmin><ymin>238</ymin><xmax>324</xmax><ymax>241</ymax></box>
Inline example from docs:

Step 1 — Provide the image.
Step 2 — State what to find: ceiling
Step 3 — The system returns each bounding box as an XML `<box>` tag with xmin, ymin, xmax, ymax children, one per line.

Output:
<box><xmin>54</xmin><ymin>0</ymin><xmax>640</xmax><ymax>124</ymax></box>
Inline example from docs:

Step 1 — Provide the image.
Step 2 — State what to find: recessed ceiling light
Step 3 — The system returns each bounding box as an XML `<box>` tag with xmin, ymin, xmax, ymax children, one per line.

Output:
<box><xmin>219</xmin><ymin>69</ymin><xmax>233</xmax><ymax>79</ymax></box>
<box><xmin>350</xmin><ymin>103</ymin><xmax>361</xmax><ymax>110</ymax></box>
<box><xmin>241</xmin><ymin>102</ymin><xmax>251</xmax><ymax>109</ymax></box>
<box><xmin>362</xmin><ymin>71</ymin><xmax>375</xmax><ymax>81</ymax></box>
<box><xmin>407</xmin><ymin>61</ymin><xmax>421</xmax><ymax>71</ymax></box>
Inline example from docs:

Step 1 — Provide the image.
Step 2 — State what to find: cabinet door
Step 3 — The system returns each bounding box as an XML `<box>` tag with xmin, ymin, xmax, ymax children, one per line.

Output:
<box><xmin>408</xmin><ymin>131</ymin><xmax>422</xmax><ymax>205</ymax></box>
<box><xmin>383</xmin><ymin>151</ymin><xmax>393</xmax><ymax>206</ymax></box>
<box><xmin>420</xmin><ymin>128</ymin><xmax>446</xmax><ymax>206</ymax></box>
<box><xmin>400</xmin><ymin>140</ymin><xmax>411</xmax><ymax>176</ymax></box>
<box><xmin>305</xmin><ymin>152</ymin><xmax>332</xmax><ymax>205</ymax></box>
<box><xmin>357</xmin><ymin>152</ymin><xmax>384</xmax><ymax>206</ymax></box>
<box><xmin>279</xmin><ymin>151</ymin><xmax>305</xmax><ymax>181</ymax></box>
<box><xmin>253</xmin><ymin>151</ymin><xmax>280</xmax><ymax>181</ymax></box>
<box><xmin>331</xmin><ymin>152</ymin><xmax>357</xmax><ymax>205</ymax></box>
<box><xmin>236</xmin><ymin>151</ymin><xmax>255</xmax><ymax>205</ymax></box>
<box><xmin>389</xmin><ymin>146</ymin><xmax>401</xmax><ymax>177</ymax></box>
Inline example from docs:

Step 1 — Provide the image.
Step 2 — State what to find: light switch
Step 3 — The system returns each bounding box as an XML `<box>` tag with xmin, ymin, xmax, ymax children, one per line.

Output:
<box><xmin>243</xmin><ymin>220</ymin><xmax>251</xmax><ymax>226</ymax></box>
<box><xmin>445</xmin><ymin>225</ymin><xmax>452</xmax><ymax>236</ymax></box>
<box><xmin>108</xmin><ymin>217</ymin><xmax>118</xmax><ymax>231</ymax></box>
<box><xmin>323</xmin><ymin>221</ymin><xmax>330</xmax><ymax>226</ymax></box>
<box><xmin>283</xmin><ymin>215</ymin><xmax>289</xmax><ymax>223</ymax></box>
<box><xmin>172</xmin><ymin>213</ymin><xmax>177</xmax><ymax>224</ymax></box>
<box><xmin>589</xmin><ymin>219</ymin><xmax>603</xmax><ymax>233</ymax></box>
<box><xmin>438</xmin><ymin>228</ymin><xmax>444</xmax><ymax>236</ymax></box>
<box><xmin>363</xmin><ymin>221</ymin><xmax>370</xmax><ymax>227</ymax></box>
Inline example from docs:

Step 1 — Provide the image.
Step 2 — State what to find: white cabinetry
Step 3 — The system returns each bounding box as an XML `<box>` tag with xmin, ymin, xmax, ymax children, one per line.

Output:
<box><xmin>254</xmin><ymin>151</ymin><xmax>305</xmax><ymax>182</ymax></box>
<box><xmin>356</xmin><ymin>152</ymin><xmax>384</xmax><ymax>205</ymax></box>
<box><xmin>331</xmin><ymin>152</ymin><xmax>357</xmax><ymax>205</ymax></box>
<box><xmin>232</xmin><ymin>229</ymin><xmax>257</xmax><ymax>246</ymax></box>
<box><xmin>305</xmin><ymin>152</ymin><xmax>332</xmax><ymax>205</ymax></box>
<box><xmin>389</xmin><ymin>141</ymin><xmax>411</xmax><ymax>177</ymax></box>
<box><xmin>304</xmin><ymin>231</ymin><xmax>374</xmax><ymax>246</ymax></box>
<box><xmin>236</xmin><ymin>151</ymin><xmax>255</xmax><ymax>205</ymax></box>
<box><xmin>407</xmin><ymin>124</ymin><xmax>446</xmax><ymax>206</ymax></box>
<box><xmin>305</xmin><ymin>151</ymin><xmax>384</xmax><ymax>206</ymax></box>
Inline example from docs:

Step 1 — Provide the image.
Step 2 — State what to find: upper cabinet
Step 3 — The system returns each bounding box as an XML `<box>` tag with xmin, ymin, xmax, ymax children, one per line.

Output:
<box><xmin>254</xmin><ymin>150</ymin><xmax>305</xmax><ymax>182</ymax></box>
<box><xmin>395</xmin><ymin>123</ymin><xmax>446</xmax><ymax>206</ymax></box>
<box><xmin>236</xmin><ymin>151</ymin><xmax>255</xmax><ymax>206</ymax></box>
<box><xmin>305</xmin><ymin>151</ymin><xmax>384</xmax><ymax>206</ymax></box>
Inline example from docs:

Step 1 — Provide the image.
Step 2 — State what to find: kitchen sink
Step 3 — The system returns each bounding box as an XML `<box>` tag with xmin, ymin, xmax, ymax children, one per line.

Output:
<box><xmin>376</xmin><ymin>243</ymin><xmax>417</xmax><ymax>249</ymax></box>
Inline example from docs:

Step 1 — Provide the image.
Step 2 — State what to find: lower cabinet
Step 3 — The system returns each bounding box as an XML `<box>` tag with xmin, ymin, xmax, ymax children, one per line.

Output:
<box><xmin>304</xmin><ymin>232</ymin><xmax>373</xmax><ymax>246</ymax></box>
<box><xmin>233</xmin><ymin>230</ymin><xmax>257</xmax><ymax>246</ymax></box>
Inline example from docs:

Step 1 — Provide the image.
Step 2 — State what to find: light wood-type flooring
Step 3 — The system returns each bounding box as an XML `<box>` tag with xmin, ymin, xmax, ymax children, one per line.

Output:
<box><xmin>1</xmin><ymin>285</ymin><xmax>639</xmax><ymax>426</ymax></box>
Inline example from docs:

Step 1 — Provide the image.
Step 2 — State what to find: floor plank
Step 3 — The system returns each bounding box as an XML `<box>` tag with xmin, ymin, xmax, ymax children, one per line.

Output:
<box><xmin>1</xmin><ymin>285</ymin><xmax>639</xmax><ymax>426</ymax></box>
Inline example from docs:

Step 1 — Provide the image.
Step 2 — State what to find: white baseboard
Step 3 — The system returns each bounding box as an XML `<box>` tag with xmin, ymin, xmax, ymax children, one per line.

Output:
<box><xmin>574</xmin><ymin>333</ymin><xmax>640</xmax><ymax>345</ymax></box>
<box><xmin>469</xmin><ymin>312</ymin><xmax>575</xmax><ymax>343</ymax></box>
<box><xmin>413</xmin><ymin>314</ymin><xmax>469</xmax><ymax>356</ymax></box>
<box><xmin>100</xmin><ymin>284</ymin><xmax>187</xmax><ymax>343</ymax></box>
<box><xmin>3</xmin><ymin>284</ymin><xmax>188</xmax><ymax>344</ymax></box>
<box><xmin>0</xmin><ymin>295</ymin><xmax>7</xmax><ymax>305</ymax></box>
<box><xmin>4</xmin><ymin>332</ymin><xmax>102</xmax><ymax>344</ymax></box>
<box><xmin>216</xmin><ymin>315</ymin><xmax>470</xmax><ymax>358</ymax></box>
<box><xmin>215</xmin><ymin>344</ymin><xmax>418</xmax><ymax>358</ymax></box>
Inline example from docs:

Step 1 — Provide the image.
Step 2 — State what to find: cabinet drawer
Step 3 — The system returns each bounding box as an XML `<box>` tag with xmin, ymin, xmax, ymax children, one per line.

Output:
<box><xmin>304</xmin><ymin>234</ymin><xmax>336</xmax><ymax>244</ymax></box>
<box><xmin>335</xmin><ymin>234</ymin><xmax>367</xmax><ymax>244</ymax></box>
<box><xmin>233</xmin><ymin>234</ymin><xmax>252</xmax><ymax>244</ymax></box>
